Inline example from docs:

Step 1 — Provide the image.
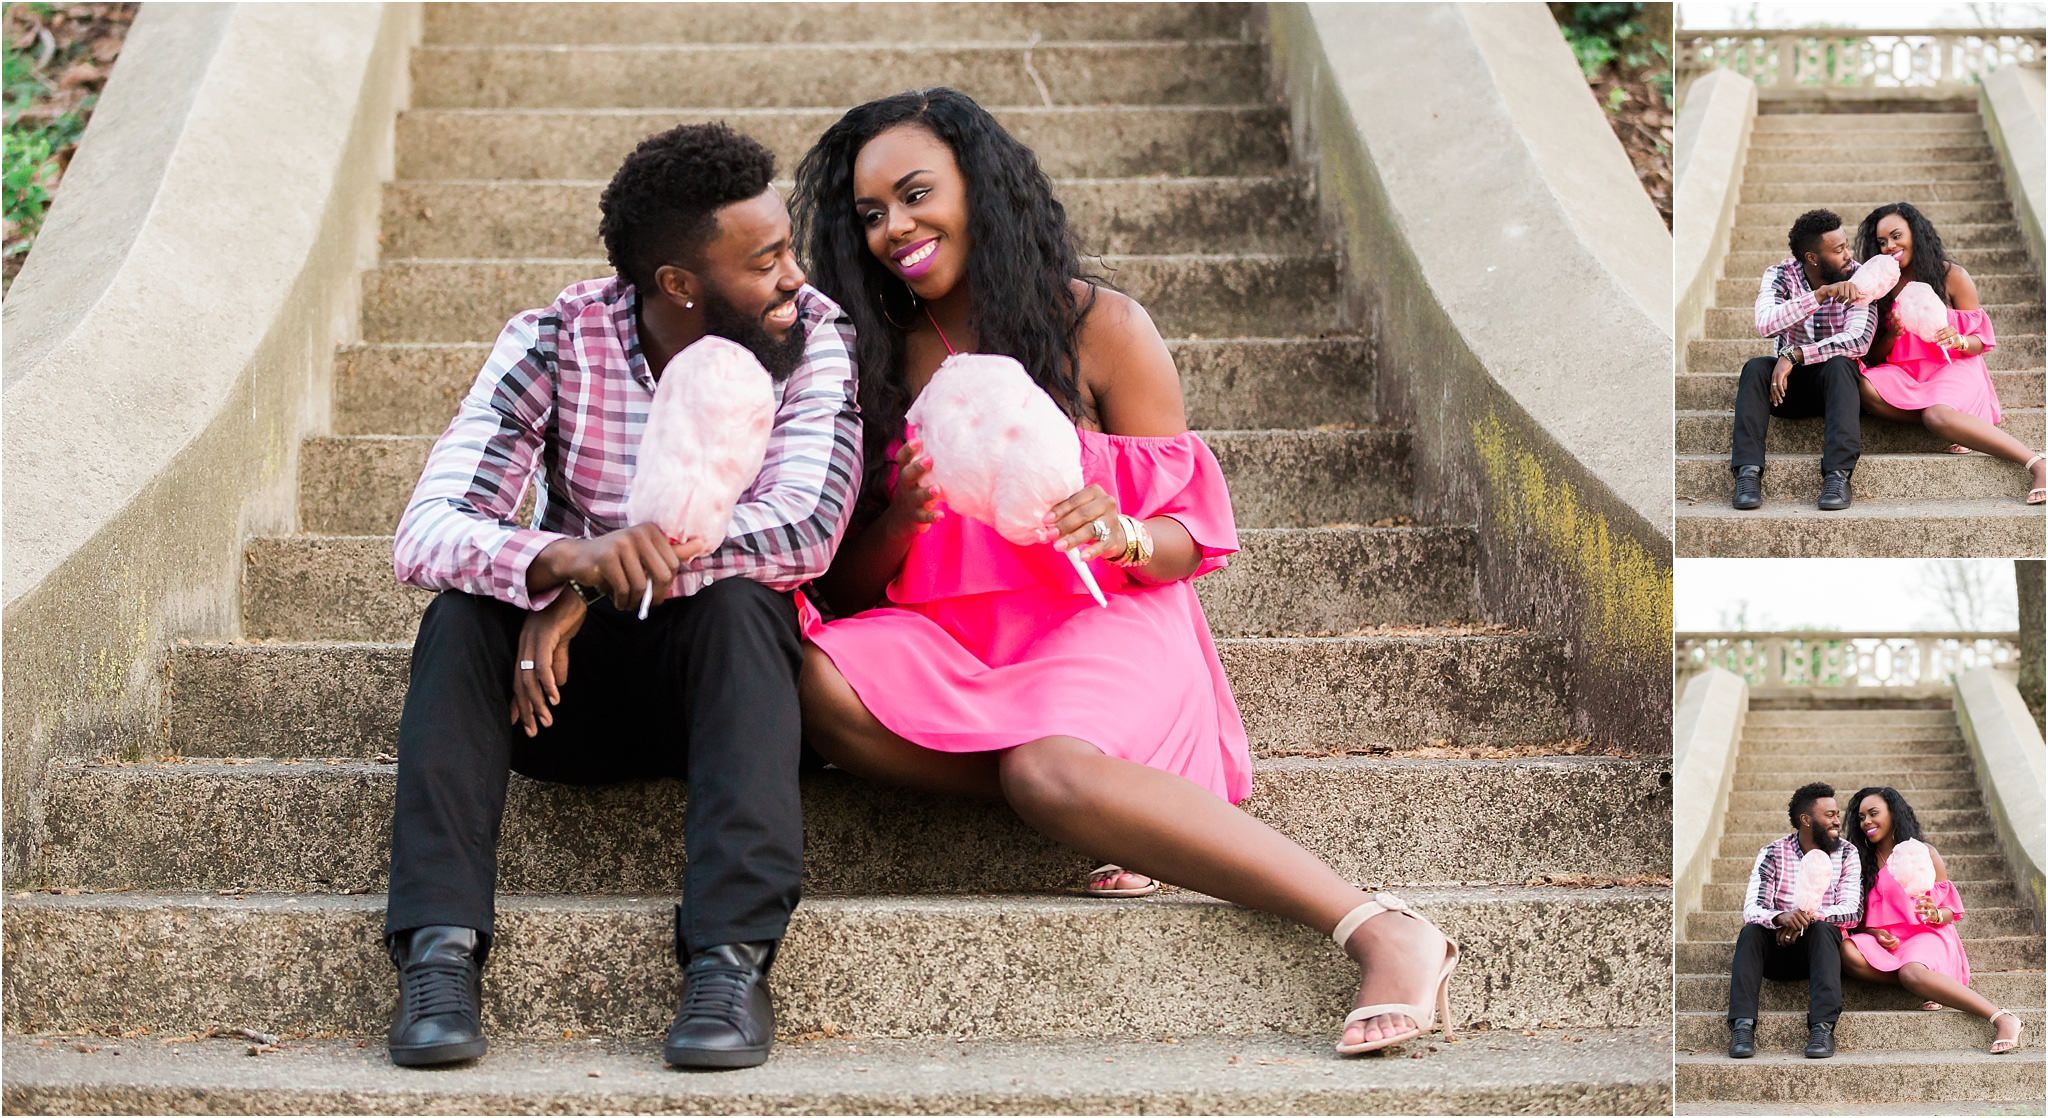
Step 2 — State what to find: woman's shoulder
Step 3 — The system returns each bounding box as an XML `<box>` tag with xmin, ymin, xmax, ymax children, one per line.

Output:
<box><xmin>1074</xmin><ymin>282</ymin><xmax>1160</xmax><ymax>343</ymax></box>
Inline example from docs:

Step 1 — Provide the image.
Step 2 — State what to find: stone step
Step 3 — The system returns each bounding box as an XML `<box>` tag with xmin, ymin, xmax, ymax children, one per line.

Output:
<box><xmin>1676</xmin><ymin>369</ymin><xmax>2044</xmax><ymax>408</ymax></box>
<box><xmin>1677</xmin><ymin>452</ymin><xmax>2047</xmax><ymax>502</ymax></box>
<box><xmin>0</xmin><ymin>1029</ymin><xmax>1674</xmax><ymax>1115</ymax></box>
<box><xmin>241</xmin><ymin>528</ymin><xmax>1492</xmax><ymax>643</ymax></box>
<box><xmin>1731</xmin><ymin>772</ymin><xmax>1979</xmax><ymax>794</ymax></box>
<box><xmin>298</xmin><ymin>428</ymin><xmax>1412</xmax><ymax>535</ymax></box>
<box><xmin>1739</xmin><ymin>179</ymin><xmax>2010</xmax><ymax>205</ymax></box>
<box><xmin>396</xmin><ymin>106</ymin><xmax>1290</xmax><ymax>180</ymax></box>
<box><xmin>169</xmin><ymin>628</ymin><xmax>1572</xmax><ymax>759</ymax></box>
<box><xmin>1743</xmin><ymin>142</ymin><xmax>1995</xmax><ymax>164</ymax></box>
<box><xmin>1675</xmin><ymin>1049</ymin><xmax>2043</xmax><ymax>1105</ymax></box>
<box><xmin>1699</xmin><ymin>880</ymin><xmax>2020</xmax><ymax>913</ymax></box>
<box><xmin>1702</xmin><ymin>302</ymin><xmax>2041</xmax><ymax>338</ymax></box>
<box><xmin>1709</xmin><ymin>851</ymin><xmax>2002</xmax><ymax>881</ymax></box>
<box><xmin>1718</xmin><ymin>809</ymin><xmax>1988</xmax><ymax>836</ymax></box>
<box><xmin>1747</xmin><ymin>697</ymin><xmax>1952</xmax><ymax>711</ymax></box>
<box><xmin>360</xmin><ymin>256</ymin><xmax>1348</xmax><ymax>343</ymax></box>
<box><xmin>0</xmin><ymin>889</ymin><xmax>1672</xmax><ymax>1038</ymax></box>
<box><xmin>1676</xmin><ymin>1009</ymin><xmax>2046</xmax><ymax>1053</ymax></box>
<box><xmin>1722</xmin><ymin>243</ymin><xmax>2028</xmax><ymax>276</ymax></box>
<box><xmin>1686</xmin><ymin>337</ymin><xmax>2045</xmax><ymax>372</ymax></box>
<box><xmin>1675</xmin><ymin>498</ymin><xmax>2047</xmax><ymax>558</ymax></box>
<box><xmin>1733</xmin><ymin>763</ymin><xmax>1975</xmax><ymax>781</ymax></box>
<box><xmin>1751</xmin><ymin>112</ymin><xmax>1984</xmax><ymax>132</ymax></box>
<box><xmin>32</xmin><ymin>756</ymin><xmax>1668</xmax><ymax>894</ymax></box>
<box><xmin>409</xmin><ymin>42</ymin><xmax>1266</xmax><ymax>110</ymax></box>
<box><xmin>1717</xmin><ymin>831</ymin><xmax>1999</xmax><ymax>858</ymax></box>
<box><xmin>1742</xmin><ymin>710</ymin><xmax>1957</xmax><ymax>727</ymax></box>
<box><xmin>1676</xmin><ymin>938</ymin><xmax>2044</xmax><ymax>973</ymax></box>
<box><xmin>1687</xmin><ymin>908</ymin><xmax>2035</xmax><ymax>940</ymax></box>
<box><xmin>1724</xmin><ymin>788</ymin><xmax>1981</xmax><ymax>815</ymax></box>
<box><xmin>336</xmin><ymin>336</ymin><xmax>1378</xmax><ymax>438</ymax></box>
<box><xmin>1713</xmin><ymin>273</ymin><xmax>2041</xmax><ymax>305</ymax></box>
<box><xmin>1735</xmin><ymin>729</ymin><xmax>1965</xmax><ymax>744</ymax></box>
<box><xmin>381</xmin><ymin>176</ymin><xmax>1318</xmax><ymax>259</ymax></box>
<box><xmin>422</xmin><ymin>3</ymin><xmax>1258</xmax><ymax>45</ymax></box>
<box><xmin>1674</xmin><ymin>409</ymin><xmax>2047</xmax><ymax>456</ymax></box>
<box><xmin>1744</xmin><ymin>159</ymin><xmax>2000</xmax><ymax>182</ymax></box>
<box><xmin>1727</xmin><ymin>213</ymin><xmax>2015</xmax><ymax>249</ymax></box>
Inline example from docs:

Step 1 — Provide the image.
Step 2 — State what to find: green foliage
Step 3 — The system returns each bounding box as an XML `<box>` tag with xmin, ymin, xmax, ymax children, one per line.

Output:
<box><xmin>4</xmin><ymin>5</ymin><xmax>93</xmax><ymax>262</ymax></box>
<box><xmin>1553</xmin><ymin>2</ymin><xmax>1675</xmax><ymax>108</ymax></box>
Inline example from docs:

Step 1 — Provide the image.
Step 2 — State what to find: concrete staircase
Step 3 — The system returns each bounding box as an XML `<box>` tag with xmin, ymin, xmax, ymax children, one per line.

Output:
<box><xmin>1674</xmin><ymin>696</ymin><xmax>2045</xmax><ymax>1112</ymax></box>
<box><xmin>1</xmin><ymin>6</ymin><xmax>1671</xmax><ymax>1111</ymax></box>
<box><xmin>1676</xmin><ymin>100</ymin><xmax>2047</xmax><ymax>557</ymax></box>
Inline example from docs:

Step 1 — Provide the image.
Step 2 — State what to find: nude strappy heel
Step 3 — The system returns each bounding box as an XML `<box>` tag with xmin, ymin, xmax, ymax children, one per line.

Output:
<box><xmin>2025</xmin><ymin>454</ymin><xmax>2046</xmax><ymax>505</ymax></box>
<box><xmin>1081</xmin><ymin>864</ymin><xmax>1160</xmax><ymax>898</ymax></box>
<box><xmin>1990</xmin><ymin>1008</ymin><xmax>2024</xmax><ymax>1054</ymax></box>
<box><xmin>1330</xmin><ymin>892</ymin><xmax>1460</xmax><ymax>1055</ymax></box>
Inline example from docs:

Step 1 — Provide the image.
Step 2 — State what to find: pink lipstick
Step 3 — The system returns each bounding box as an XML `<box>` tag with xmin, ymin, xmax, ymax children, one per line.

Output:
<box><xmin>892</xmin><ymin>237</ymin><xmax>939</xmax><ymax>279</ymax></box>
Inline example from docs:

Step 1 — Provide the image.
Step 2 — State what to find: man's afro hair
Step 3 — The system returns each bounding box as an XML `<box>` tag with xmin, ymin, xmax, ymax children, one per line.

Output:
<box><xmin>1787</xmin><ymin>209</ymin><xmax>1842</xmax><ymax>261</ymax></box>
<box><xmin>599</xmin><ymin>122</ymin><xmax>776</xmax><ymax>292</ymax></box>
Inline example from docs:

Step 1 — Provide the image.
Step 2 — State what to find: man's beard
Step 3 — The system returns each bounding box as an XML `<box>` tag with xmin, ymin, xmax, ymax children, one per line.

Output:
<box><xmin>1821</xmin><ymin>259</ymin><xmax>1855</xmax><ymax>284</ymax></box>
<box><xmin>700</xmin><ymin>288</ymin><xmax>806</xmax><ymax>380</ymax></box>
<box><xmin>1808</xmin><ymin>825</ymin><xmax>1841</xmax><ymax>855</ymax></box>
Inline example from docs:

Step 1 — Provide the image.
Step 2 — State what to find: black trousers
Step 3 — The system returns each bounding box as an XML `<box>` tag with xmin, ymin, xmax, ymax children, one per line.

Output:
<box><xmin>1727</xmin><ymin>920</ymin><xmax>1843</xmax><ymax>1028</ymax></box>
<box><xmin>383</xmin><ymin>580</ymin><xmax>805</xmax><ymax>958</ymax></box>
<box><xmin>1731</xmin><ymin>354</ymin><xmax>1863</xmax><ymax>476</ymax></box>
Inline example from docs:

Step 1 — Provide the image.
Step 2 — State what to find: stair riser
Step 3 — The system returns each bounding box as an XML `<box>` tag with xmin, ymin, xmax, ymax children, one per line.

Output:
<box><xmin>1703</xmin><ymin>303</ymin><xmax>2041</xmax><ymax>338</ymax></box>
<box><xmin>1742</xmin><ymin>166</ymin><xmax>2003</xmax><ymax>187</ymax></box>
<box><xmin>1739</xmin><ymin>180</ymin><xmax>2009</xmax><ymax>205</ymax></box>
<box><xmin>1675</xmin><ymin>1010</ymin><xmax>2046</xmax><ymax>1052</ymax></box>
<box><xmin>299</xmin><ymin>430</ymin><xmax>1414</xmax><ymax>536</ymax></box>
<box><xmin>1675</xmin><ymin>1059</ymin><xmax>2042</xmax><ymax>1104</ymax></box>
<box><xmin>1699</xmin><ymin>882</ymin><xmax>2020</xmax><ymax>912</ymax></box>
<box><xmin>1734</xmin><ymin>733</ymin><xmax>1965</xmax><ymax>747</ymax></box>
<box><xmin>422</xmin><ymin>3</ymin><xmax>1256</xmax><ymax>44</ymax></box>
<box><xmin>1677</xmin><ymin>938</ymin><xmax>2044</xmax><ymax>972</ymax></box>
<box><xmin>1722</xmin><ymin>243</ymin><xmax>2026</xmax><ymax>274</ymax></box>
<box><xmin>167</xmin><ymin>632</ymin><xmax>1571</xmax><ymax>759</ymax></box>
<box><xmin>1741</xmin><ymin>710</ymin><xmax>1959</xmax><ymax>727</ymax></box>
<box><xmin>241</xmin><ymin>529</ymin><xmax>1487</xmax><ymax>643</ymax></box>
<box><xmin>1685</xmin><ymin>338</ymin><xmax>2045</xmax><ymax>372</ymax></box>
<box><xmin>1675</xmin><ymin>513</ymin><xmax>2046</xmax><ymax>559</ymax></box>
<box><xmin>1743</xmin><ymin>143</ymin><xmax>1993</xmax><ymax>162</ymax></box>
<box><xmin>34</xmin><ymin>759</ymin><xmax>1669</xmax><ymax>894</ymax></box>
<box><xmin>409</xmin><ymin>44</ymin><xmax>1265</xmax><ymax>110</ymax></box>
<box><xmin>382</xmin><ymin>178</ymin><xmax>1317</xmax><ymax>259</ymax></box>
<box><xmin>1718</xmin><ymin>831</ymin><xmax>1998</xmax><ymax>858</ymax></box>
<box><xmin>396</xmin><ymin>107</ymin><xmax>1290</xmax><ymax>180</ymax></box>
<box><xmin>1726</xmin><ymin>217</ymin><xmax>2017</xmax><ymax>250</ymax></box>
<box><xmin>1712</xmin><ymin>274</ymin><xmax>2040</xmax><ymax>305</ymax></box>
<box><xmin>1677</xmin><ymin>455</ymin><xmax>2044</xmax><ymax>502</ymax></box>
<box><xmin>0</xmin><ymin>892</ymin><xmax>1673</xmax><ymax>1037</ymax></box>
<box><xmin>360</xmin><ymin>257</ymin><xmax>1348</xmax><ymax>343</ymax></box>
<box><xmin>1725</xmin><ymin>788</ymin><xmax>1980</xmax><ymax>814</ymax></box>
<box><xmin>1752</xmin><ymin>114</ymin><xmax>1984</xmax><ymax>132</ymax></box>
<box><xmin>1716</xmin><ymin>810</ymin><xmax>1991</xmax><ymax>836</ymax></box>
<box><xmin>336</xmin><ymin>338</ymin><xmax>1380</xmax><ymax>438</ymax></box>
<box><xmin>1687</xmin><ymin>909</ymin><xmax>2038</xmax><ymax>941</ymax></box>
<box><xmin>1676</xmin><ymin>411</ymin><xmax>2047</xmax><ymax>456</ymax></box>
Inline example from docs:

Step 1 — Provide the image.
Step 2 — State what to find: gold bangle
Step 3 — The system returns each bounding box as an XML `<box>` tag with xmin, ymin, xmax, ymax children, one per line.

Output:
<box><xmin>1113</xmin><ymin>514</ymin><xmax>1153</xmax><ymax>567</ymax></box>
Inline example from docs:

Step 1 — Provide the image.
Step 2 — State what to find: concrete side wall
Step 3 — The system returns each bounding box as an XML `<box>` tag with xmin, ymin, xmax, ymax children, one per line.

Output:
<box><xmin>1673</xmin><ymin>668</ymin><xmax>1748</xmax><ymax>920</ymax></box>
<box><xmin>1263</xmin><ymin>2</ymin><xmax>1674</xmax><ymax>752</ymax></box>
<box><xmin>0</xmin><ymin>3</ymin><xmax>421</xmax><ymax>881</ymax></box>
<box><xmin>1674</xmin><ymin>69</ymin><xmax>1757</xmax><ymax>364</ymax></box>
<box><xmin>1954</xmin><ymin>667</ymin><xmax>2047</xmax><ymax>926</ymax></box>
<box><xmin>1980</xmin><ymin>64</ymin><xmax>2047</xmax><ymax>277</ymax></box>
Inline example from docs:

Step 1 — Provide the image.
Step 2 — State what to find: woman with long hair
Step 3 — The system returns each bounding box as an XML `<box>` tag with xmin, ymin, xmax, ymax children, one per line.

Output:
<box><xmin>788</xmin><ymin>87</ymin><xmax>1460</xmax><ymax>1056</ymax></box>
<box><xmin>1840</xmin><ymin>786</ymin><xmax>2023</xmax><ymax>1053</ymax></box>
<box><xmin>1853</xmin><ymin>202</ymin><xmax>2045</xmax><ymax>504</ymax></box>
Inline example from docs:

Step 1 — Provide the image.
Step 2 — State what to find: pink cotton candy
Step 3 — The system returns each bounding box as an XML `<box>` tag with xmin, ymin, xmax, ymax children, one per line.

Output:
<box><xmin>1890</xmin><ymin>838</ymin><xmax>1936</xmax><ymax>898</ymax></box>
<box><xmin>1895</xmin><ymin>281</ymin><xmax>1953</xmax><ymax>362</ymax></box>
<box><xmin>626</xmin><ymin>335</ymin><xmax>777</xmax><ymax>549</ymax></box>
<box><xmin>907</xmin><ymin>352</ymin><xmax>1106</xmax><ymax>606</ymax></box>
<box><xmin>1794</xmin><ymin>848</ymin><xmax>1833</xmax><ymax>915</ymax></box>
<box><xmin>1847</xmin><ymin>255</ymin><xmax>1899</xmax><ymax>302</ymax></box>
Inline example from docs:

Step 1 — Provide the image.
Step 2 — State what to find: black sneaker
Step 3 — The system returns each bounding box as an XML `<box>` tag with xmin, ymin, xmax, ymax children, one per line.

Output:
<box><xmin>1804</xmin><ymin>1020</ymin><xmax>1836</xmax><ymax>1058</ymax></box>
<box><xmin>1817</xmin><ymin>470</ymin><xmax>1852</xmax><ymax>511</ymax></box>
<box><xmin>663</xmin><ymin>942</ymin><xmax>776</xmax><ymax>1070</ymax></box>
<box><xmin>387</xmin><ymin>925</ymin><xmax>487</xmax><ymax>1067</ymax></box>
<box><xmin>1728</xmin><ymin>1017</ymin><xmax>1756</xmax><ymax>1059</ymax></box>
<box><xmin>1732</xmin><ymin>465</ymin><xmax>1763</xmax><ymax>510</ymax></box>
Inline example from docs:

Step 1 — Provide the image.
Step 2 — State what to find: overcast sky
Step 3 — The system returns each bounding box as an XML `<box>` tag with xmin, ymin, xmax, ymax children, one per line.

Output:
<box><xmin>1680</xmin><ymin>2</ymin><xmax>2046</xmax><ymax>29</ymax></box>
<box><xmin>1675</xmin><ymin>559</ymin><xmax>2023</xmax><ymax>632</ymax></box>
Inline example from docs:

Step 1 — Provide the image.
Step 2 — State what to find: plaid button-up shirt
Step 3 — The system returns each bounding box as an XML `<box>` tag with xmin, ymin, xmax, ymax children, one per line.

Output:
<box><xmin>1754</xmin><ymin>258</ymin><xmax>1877</xmax><ymax>367</ymax></box>
<box><xmin>393</xmin><ymin>276</ymin><xmax>861</xmax><ymax>611</ymax></box>
<box><xmin>1742</xmin><ymin>833</ymin><xmax>1863</xmax><ymax>929</ymax></box>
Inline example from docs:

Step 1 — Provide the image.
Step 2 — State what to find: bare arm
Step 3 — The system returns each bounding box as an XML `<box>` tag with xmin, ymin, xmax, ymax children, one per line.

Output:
<box><xmin>1074</xmin><ymin>290</ymin><xmax>1202</xmax><ymax>582</ymax></box>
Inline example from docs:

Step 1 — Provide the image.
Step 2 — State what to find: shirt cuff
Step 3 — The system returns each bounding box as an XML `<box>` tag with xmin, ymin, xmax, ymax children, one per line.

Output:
<box><xmin>493</xmin><ymin>527</ymin><xmax>572</xmax><ymax>611</ymax></box>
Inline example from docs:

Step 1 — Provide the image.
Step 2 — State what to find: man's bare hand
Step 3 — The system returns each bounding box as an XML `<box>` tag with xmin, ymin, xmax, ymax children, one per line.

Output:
<box><xmin>1770</xmin><ymin>356</ymin><xmax>1794</xmax><ymax>407</ymax></box>
<box><xmin>1815</xmin><ymin>281</ymin><xmax>1862</xmax><ymax>305</ymax></box>
<box><xmin>512</xmin><ymin>593</ymin><xmax>587</xmax><ymax>738</ymax></box>
<box><xmin>1776</xmin><ymin>909</ymin><xmax>1814</xmax><ymax>934</ymax></box>
<box><xmin>532</xmin><ymin>526</ymin><xmax>711</xmax><ymax>611</ymax></box>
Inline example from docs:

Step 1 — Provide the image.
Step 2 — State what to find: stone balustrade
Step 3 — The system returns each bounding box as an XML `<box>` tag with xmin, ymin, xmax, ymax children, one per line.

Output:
<box><xmin>1676</xmin><ymin>631</ymin><xmax>2022</xmax><ymax>689</ymax></box>
<box><xmin>1679</xmin><ymin>28</ymin><xmax>2044</xmax><ymax>98</ymax></box>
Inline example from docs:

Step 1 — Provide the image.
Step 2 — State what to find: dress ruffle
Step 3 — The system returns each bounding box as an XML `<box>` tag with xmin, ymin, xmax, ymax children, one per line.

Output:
<box><xmin>1862</xmin><ymin>306</ymin><xmax>2002</xmax><ymax>423</ymax></box>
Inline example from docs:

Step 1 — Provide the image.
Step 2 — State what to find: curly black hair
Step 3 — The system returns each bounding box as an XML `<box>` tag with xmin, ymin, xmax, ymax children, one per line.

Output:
<box><xmin>790</xmin><ymin>87</ymin><xmax>1108</xmax><ymax>520</ymax></box>
<box><xmin>1845</xmin><ymin>786</ymin><xmax>1927</xmax><ymax>909</ymax></box>
<box><xmin>1787</xmin><ymin>781</ymin><xmax>1836</xmax><ymax>833</ymax></box>
<box><xmin>1858</xmin><ymin>201</ymin><xmax>1955</xmax><ymax>317</ymax></box>
<box><xmin>599</xmin><ymin>122</ymin><xmax>777</xmax><ymax>293</ymax></box>
<box><xmin>1787</xmin><ymin>209</ymin><xmax>1843</xmax><ymax>261</ymax></box>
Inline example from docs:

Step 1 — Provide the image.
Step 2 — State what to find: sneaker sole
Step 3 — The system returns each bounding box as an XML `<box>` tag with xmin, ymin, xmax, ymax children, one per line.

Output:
<box><xmin>662</xmin><ymin>1043</ymin><xmax>772</xmax><ymax>1070</ymax></box>
<box><xmin>389</xmin><ymin>1037</ymin><xmax>488</xmax><ymax>1067</ymax></box>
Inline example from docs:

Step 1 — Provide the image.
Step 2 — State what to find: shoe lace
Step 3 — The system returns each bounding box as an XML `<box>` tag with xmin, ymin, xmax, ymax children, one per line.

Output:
<box><xmin>677</xmin><ymin>962</ymin><xmax>752</xmax><ymax>1023</ymax></box>
<box><xmin>403</xmin><ymin>961</ymin><xmax>474</xmax><ymax>1020</ymax></box>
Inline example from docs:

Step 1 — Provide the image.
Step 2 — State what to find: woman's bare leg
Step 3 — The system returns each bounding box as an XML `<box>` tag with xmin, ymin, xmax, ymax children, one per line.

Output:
<box><xmin>1920</xmin><ymin>404</ymin><xmax>2042</xmax><ymax>475</ymax></box>
<box><xmin>996</xmin><ymin>735</ymin><xmax>1450</xmax><ymax>1048</ymax></box>
<box><xmin>1840</xmin><ymin>937</ymin><xmax>1891</xmax><ymax>984</ymax></box>
<box><xmin>1858</xmin><ymin>376</ymin><xmax>1920</xmax><ymax>423</ymax></box>
<box><xmin>799</xmin><ymin>644</ymin><xmax>1002</xmax><ymax>799</ymax></box>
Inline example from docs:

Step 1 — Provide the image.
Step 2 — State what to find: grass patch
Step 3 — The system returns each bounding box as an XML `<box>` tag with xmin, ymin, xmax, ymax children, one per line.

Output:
<box><xmin>4</xmin><ymin>3</ymin><xmax>134</xmax><ymax>295</ymax></box>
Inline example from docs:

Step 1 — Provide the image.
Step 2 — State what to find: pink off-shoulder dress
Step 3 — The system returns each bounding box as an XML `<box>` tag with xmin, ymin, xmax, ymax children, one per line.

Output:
<box><xmin>1847</xmin><ymin>863</ymin><xmax>1971</xmax><ymax>984</ymax></box>
<box><xmin>1861</xmin><ymin>305</ymin><xmax>2001</xmax><ymax>423</ymax></box>
<box><xmin>799</xmin><ymin>426</ymin><xmax>1254</xmax><ymax>805</ymax></box>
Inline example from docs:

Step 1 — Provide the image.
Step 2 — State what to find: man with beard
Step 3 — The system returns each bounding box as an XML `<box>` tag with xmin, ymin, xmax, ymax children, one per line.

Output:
<box><xmin>1726</xmin><ymin>781</ymin><xmax>1863</xmax><ymax>1061</ymax></box>
<box><xmin>1730</xmin><ymin>209</ymin><xmax>1877</xmax><ymax>512</ymax></box>
<box><xmin>382</xmin><ymin>123</ymin><xmax>860</xmax><ymax>1071</ymax></box>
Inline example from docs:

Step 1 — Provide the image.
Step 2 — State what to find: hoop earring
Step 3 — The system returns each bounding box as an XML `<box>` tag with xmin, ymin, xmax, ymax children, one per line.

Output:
<box><xmin>875</xmin><ymin>285</ymin><xmax>918</xmax><ymax>331</ymax></box>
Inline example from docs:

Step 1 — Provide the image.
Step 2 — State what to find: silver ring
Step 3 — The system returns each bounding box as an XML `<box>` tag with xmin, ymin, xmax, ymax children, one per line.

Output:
<box><xmin>519</xmin><ymin>660</ymin><xmax>536</xmax><ymax>671</ymax></box>
<box><xmin>1089</xmin><ymin>518</ymin><xmax>1110</xmax><ymax>543</ymax></box>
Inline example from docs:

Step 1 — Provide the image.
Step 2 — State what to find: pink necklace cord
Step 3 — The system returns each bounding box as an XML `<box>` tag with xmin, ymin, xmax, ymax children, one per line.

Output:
<box><xmin>924</xmin><ymin>306</ymin><xmax>958</xmax><ymax>356</ymax></box>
